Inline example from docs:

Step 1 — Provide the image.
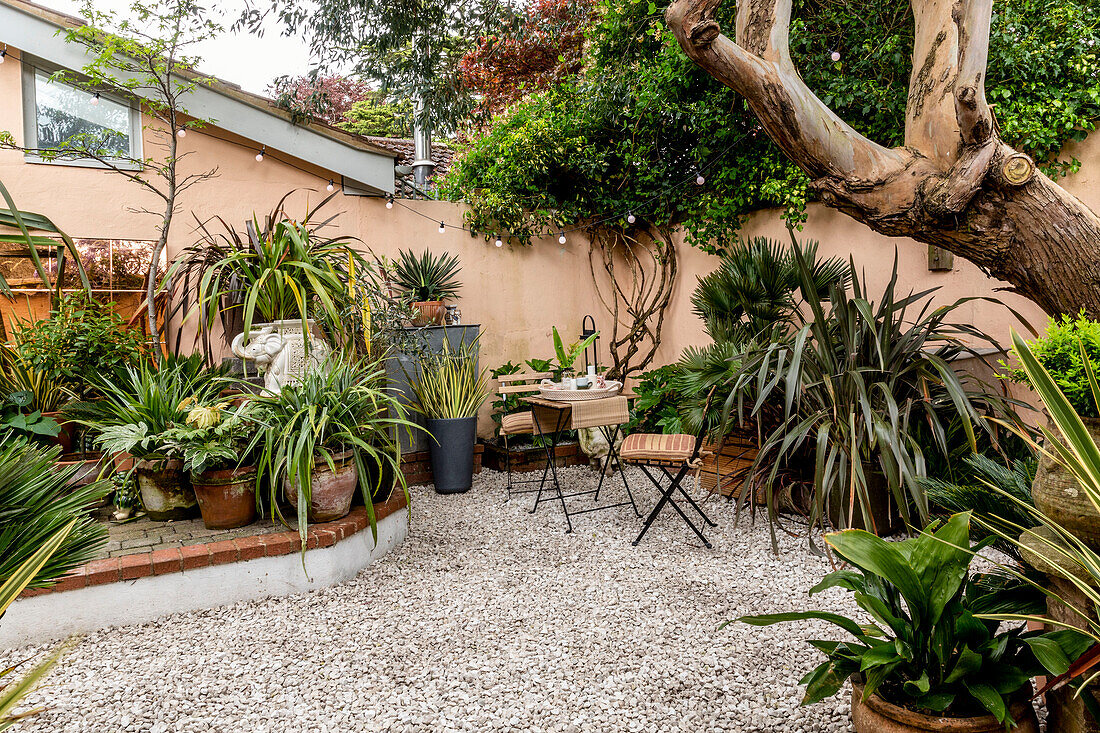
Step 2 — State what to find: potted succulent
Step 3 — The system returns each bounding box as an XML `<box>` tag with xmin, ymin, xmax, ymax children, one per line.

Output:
<box><xmin>739</xmin><ymin>512</ymin><xmax>1090</xmax><ymax>733</ymax></box>
<box><xmin>73</xmin><ymin>355</ymin><xmax>228</xmax><ymax>521</ymax></box>
<box><xmin>160</xmin><ymin>399</ymin><xmax>263</xmax><ymax>529</ymax></box>
<box><xmin>409</xmin><ymin>339</ymin><xmax>489</xmax><ymax>494</ymax></box>
<box><xmin>391</xmin><ymin>249</ymin><xmax>462</xmax><ymax>327</ymax></box>
<box><xmin>256</xmin><ymin>356</ymin><xmax>415</xmax><ymax>547</ymax></box>
<box><xmin>172</xmin><ymin>192</ymin><xmax>364</xmax><ymax>391</ymax></box>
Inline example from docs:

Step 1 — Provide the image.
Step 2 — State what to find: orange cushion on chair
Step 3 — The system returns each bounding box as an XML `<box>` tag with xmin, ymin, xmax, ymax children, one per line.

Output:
<box><xmin>500</xmin><ymin>411</ymin><xmax>535</xmax><ymax>436</ymax></box>
<box><xmin>620</xmin><ymin>433</ymin><xmax>696</xmax><ymax>464</ymax></box>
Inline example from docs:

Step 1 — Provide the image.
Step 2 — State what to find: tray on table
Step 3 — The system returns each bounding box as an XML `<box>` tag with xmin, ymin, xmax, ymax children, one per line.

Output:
<box><xmin>538</xmin><ymin>380</ymin><xmax>622</xmax><ymax>401</ymax></box>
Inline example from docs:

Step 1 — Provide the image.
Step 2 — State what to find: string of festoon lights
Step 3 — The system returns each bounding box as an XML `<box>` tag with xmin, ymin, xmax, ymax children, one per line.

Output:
<box><xmin>4</xmin><ymin>43</ymin><xmax>837</xmax><ymax>245</ymax></box>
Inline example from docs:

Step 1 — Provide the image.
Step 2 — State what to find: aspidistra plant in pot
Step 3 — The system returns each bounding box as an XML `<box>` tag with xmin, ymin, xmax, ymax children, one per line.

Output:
<box><xmin>738</xmin><ymin>511</ymin><xmax>1092</xmax><ymax>732</ymax></box>
<box><xmin>255</xmin><ymin>355</ymin><xmax>417</xmax><ymax>549</ymax></box>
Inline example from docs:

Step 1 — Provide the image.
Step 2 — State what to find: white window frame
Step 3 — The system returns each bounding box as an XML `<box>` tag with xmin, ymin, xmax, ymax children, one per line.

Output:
<box><xmin>20</xmin><ymin>56</ymin><xmax>143</xmax><ymax>171</ymax></box>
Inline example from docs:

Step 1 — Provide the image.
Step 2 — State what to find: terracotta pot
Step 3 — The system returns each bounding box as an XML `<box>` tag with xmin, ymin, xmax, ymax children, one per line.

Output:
<box><xmin>54</xmin><ymin>451</ymin><xmax>108</xmax><ymax>489</ymax></box>
<box><xmin>1033</xmin><ymin>417</ymin><xmax>1100</xmax><ymax>549</ymax></box>
<box><xmin>191</xmin><ymin>466</ymin><xmax>257</xmax><ymax>530</ymax></box>
<box><xmin>135</xmin><ymin>459</ymin><xmax>198</xmax><ymax>521</ymax></box>
<box><xmin>850</xmin><ymin>681</ymin><xmax>1039</xmax><ymax>732</ymax></box>
<box><xmin>410</xmin><ymin>301</ymin><xmax>445</xmax><ymax>327</ymax></box>
<box><xmin>42</xmin><ymin>411</ymin><xmax>76</xmax><ymax>454</ymax></box>
<box><xmin>283</xmin><ymin>450</ymin><xmax>358</xmax><ymax>522</ymax></box>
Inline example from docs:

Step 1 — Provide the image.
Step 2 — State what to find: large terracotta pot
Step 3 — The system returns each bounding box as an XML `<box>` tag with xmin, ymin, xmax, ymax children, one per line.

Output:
<box><xmin>851</xmin><ymin>681</ymin><xmax>1039</xmax><ymax>733</ymax></box>
<box><xmin>284</xmin><ymin>450</ymin><xmax>358</xmax><ymax>522</ymax></box>
<box><xmin>135</xmin><ymin>459</ymin><xmax>197</xmax><ymax>521</ymax></box>
<box><xmin>410</xmin><ymin>301</ymin><xmax>444</xmax><ymax>327</ymax></box>
<box><xmin>54</xmin><ymin>451</ymin><xmax>108</xmax><ymax>490</ymax></box>
<box><xmin>1032</xmin><ymin>417</ymin><xmax>1100</xmax><ymax>549</ymax></box>
<box><xmin>191</xmin><ymin>466</ymin><xmax>257</xmax><ymax>530</ymax></box>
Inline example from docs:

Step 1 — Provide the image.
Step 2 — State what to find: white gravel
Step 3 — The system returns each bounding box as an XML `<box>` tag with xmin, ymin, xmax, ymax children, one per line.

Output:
<box><xmin>4</xmin><ymin>465</ymin><xmax>859</xmax><ymax>732</ymax></box>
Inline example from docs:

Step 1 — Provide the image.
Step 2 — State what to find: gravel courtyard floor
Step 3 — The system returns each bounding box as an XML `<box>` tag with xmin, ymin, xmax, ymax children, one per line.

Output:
<box><xmin>7</xmin><ymin>466</ymin><xmax>861</xmax><ymax>733</ymax></box>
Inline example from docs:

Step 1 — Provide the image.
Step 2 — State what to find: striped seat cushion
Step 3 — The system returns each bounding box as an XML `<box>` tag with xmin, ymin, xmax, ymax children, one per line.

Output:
<box><xmin>620</xmin><ymin>433</ymin><xmax>696</xmax><ymax>464</ymax></box>
<box><xmin>500</xmin><ymin>411</ymin><xmax>535</xmax><ymax>435</ymax></box>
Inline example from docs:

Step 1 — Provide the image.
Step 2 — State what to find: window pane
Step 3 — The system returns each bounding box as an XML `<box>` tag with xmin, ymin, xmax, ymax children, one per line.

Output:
<box><xmin>35</xmin><ymin>72</ymin><xmax>131</xmax><ymax>157</ymax></box>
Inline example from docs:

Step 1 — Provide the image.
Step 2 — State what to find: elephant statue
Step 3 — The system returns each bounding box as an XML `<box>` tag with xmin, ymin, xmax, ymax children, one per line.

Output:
<box><xmin>231</xmin><ymin>320</ymin><xmax>330</xmax><ymax>394</ymax></box>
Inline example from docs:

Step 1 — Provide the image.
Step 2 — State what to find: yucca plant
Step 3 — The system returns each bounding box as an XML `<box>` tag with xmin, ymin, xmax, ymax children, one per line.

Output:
<box><xmin>391</xmin><ymin>249</ymin><xmax>462</xmax><ymax>302</ymax></box>
<box><xmin>166</xmin><ymin>190</ymin><xmax>364</xmax><ymax>353</ymax></box>
<box><xmin>728</xmin><ymin>246</ymin><xmax>1029</xmax><ymax>547</ymax></box>
<box><xmin>256</xmin><ymin>356</ymin><xmax>418</xmax><ymax>547</ymax></box>
<box><xmin>409</xmin><ymin>340</ymin><xmax>489</xmax><ymax>420</ymax></box>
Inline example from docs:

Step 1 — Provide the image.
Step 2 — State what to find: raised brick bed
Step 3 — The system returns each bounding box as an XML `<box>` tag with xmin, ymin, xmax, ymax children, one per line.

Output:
<box><xmin>400</xmin><ymin>444</ymin><xmax>484</xmax><ymax>486</ymax></box>
<box><xmin>480</xmin><ymin>438</ymin><xmax>587</xmax><ymax>473</ymax></box>
<box><xmin>19</xmin><ymin>490</ymin><xmax>408</xmax><ymax>599</ymax></box>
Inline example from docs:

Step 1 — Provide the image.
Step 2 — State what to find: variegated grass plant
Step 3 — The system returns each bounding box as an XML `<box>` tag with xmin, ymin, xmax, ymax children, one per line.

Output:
<box><xmin>409</xmin><ymin>339</ymin><xmax>490</xmax><ymax>420</ymax></box>
<box><xmin>969</xmin><ymin>330</ymin><xmax>1100</xmax><ymax>704</ymax></box>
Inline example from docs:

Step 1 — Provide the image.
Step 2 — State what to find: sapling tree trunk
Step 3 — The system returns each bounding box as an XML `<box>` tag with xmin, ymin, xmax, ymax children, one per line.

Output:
<box><xmin>666</xmin><ymin>0</ymin><xmax>1100</xmax><ymax>317</ymax></box>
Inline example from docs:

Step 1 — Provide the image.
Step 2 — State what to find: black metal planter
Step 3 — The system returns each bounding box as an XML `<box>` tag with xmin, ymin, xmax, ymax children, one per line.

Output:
<box><xmin>425</xmin><ymin>417</ymin><xmax>477</xmax><ymax>494</ymax></box>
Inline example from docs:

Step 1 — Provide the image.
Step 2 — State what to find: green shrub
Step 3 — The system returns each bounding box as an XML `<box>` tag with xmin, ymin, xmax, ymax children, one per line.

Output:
<box><xmin>1004</xmin><ymin>312</ymin><xmax>1100</xmax><ymax>418</ymax></box>
<box><xmin>625</xmin><ymin>364</ymin><xmax>684</xmax><ymax>435</ymax></box>
<box><xmin>14</xmin><ymin>293</ymin><xmax>144</xmax><ymax>398</ymax></box>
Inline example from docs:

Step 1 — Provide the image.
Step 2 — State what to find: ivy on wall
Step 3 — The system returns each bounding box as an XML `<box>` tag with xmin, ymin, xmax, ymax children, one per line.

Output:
<box><xmin>442</xmin><ymin>0</ymin><xmax>1100</xmax><ymax>254</ymax></box>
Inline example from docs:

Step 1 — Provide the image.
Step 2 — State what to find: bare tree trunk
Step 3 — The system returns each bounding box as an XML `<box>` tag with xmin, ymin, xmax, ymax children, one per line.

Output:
<box><xmin>666</xmin><ymin>0</ymin><xmax>1100</xmax><ymax>317</ymax></box>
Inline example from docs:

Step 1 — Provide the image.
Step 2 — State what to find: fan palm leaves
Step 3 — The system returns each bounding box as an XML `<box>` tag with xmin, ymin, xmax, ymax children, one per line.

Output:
<box><xmin>691</xmin><ymin>236</ymin><xmax>850</xmax><ymax>343</ymax></box>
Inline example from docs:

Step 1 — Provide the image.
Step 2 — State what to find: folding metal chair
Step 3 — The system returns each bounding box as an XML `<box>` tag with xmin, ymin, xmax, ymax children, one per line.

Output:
<box><xmin>622</xmin><ymin>388</ymin><xmax>719</xmax><ymax>548</ymax></box>
<box><xmin>495</xmin><ymin>371</ymin><xmax>552</xmax><ymax>500</ymax></box>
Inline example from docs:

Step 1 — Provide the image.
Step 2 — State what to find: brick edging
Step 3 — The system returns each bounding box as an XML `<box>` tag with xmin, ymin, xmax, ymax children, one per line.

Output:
<box><xmin>20</xmin><ymin>491</ymin><xmax>409</xmax><ymax>598</ymax></box>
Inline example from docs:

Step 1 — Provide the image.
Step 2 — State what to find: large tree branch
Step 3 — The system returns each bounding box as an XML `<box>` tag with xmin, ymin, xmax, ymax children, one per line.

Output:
<box><xmin>954</xmin><ymin>0</ymin><xmax>994</xmax><ymax>145</ymax></box>
<box><xmin>667</xmin><ymin>0</ymin><xmax>906</xmax><ymax>185</ymax></box>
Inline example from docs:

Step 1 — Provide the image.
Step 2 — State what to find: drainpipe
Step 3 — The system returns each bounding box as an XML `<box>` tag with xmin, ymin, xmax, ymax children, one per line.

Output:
<box><xmin>411</xmin><ymin>96</ymin><xmax>435</xmax><ymax>188</ymax></box>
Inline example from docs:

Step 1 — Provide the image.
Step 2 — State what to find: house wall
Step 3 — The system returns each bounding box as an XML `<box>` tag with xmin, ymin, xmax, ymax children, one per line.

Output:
<box><xmin>3</xmin><ymin>40</ymin><xmax>1096</xmax><ymax>436</ymax></box>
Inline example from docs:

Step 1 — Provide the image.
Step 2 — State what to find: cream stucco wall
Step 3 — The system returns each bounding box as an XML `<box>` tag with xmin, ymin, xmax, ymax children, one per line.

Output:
<box><xmin>4</xmin><ymin>39</ymin><xmax>1098</xmax><ymax>435</ymax></box>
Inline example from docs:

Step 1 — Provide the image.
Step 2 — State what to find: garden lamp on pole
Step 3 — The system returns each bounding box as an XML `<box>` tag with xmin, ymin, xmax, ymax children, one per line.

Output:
<box><xmin>580</xmin><ymin>315</ymin><xmax>599</xmax><ymax>374</ymax></box>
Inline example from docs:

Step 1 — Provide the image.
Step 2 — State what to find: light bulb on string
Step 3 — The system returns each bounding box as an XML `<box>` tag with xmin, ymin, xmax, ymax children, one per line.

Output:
<box><xmin>176</xmin><ymin>127</ymin><xmax>186</xmax><ymax>138</ymax></box>
<box><xmin>90</xmin><ymin>93</ymin><xmax>100</xmax><ymax>106</ymax></box>
<box><xmin>558</xmin><ymin>232</ymin><xmax>567</xmax><ymax>244</ymax></box>
<box><xmin>438</xmin><ymin>221</ymin><xmax>446</xmax><ymax>234</ymax></box>
<box><xmin>385</xmin><ymin>196</ymin><xmax>394</xmax><ymax>209</ymax></box>
<box><xmin>830</xmin><ymin>49</ymin><xmax>842</xmax><ymax>62</ymax></box>
<box><xmin>695</xmin><ymin>171</ymin><xmax>705</xmax><ymax>185</ymax></box>
<box><xmin>255</xmin><ymin>146</ymin><xmax>265</xmax><ymax>162</ymax></box>
<box><xmin>0</xmin><ymin>48</ymin><xmax>8</xmax><ymax>64</ymax></box>
<box><xmin>494</xmin><ymin>236</ymin><xmax>503</xmax><ymax>248</ymax></box>
<box><xmin>626</xmin><ymin>212</ymin><xmax>636</xmax><ymax>224</ymax></box>
<box><xmin>326</xmin><ymin>180</ymin><xmax>335</xmax><ymax>192</ymax></box>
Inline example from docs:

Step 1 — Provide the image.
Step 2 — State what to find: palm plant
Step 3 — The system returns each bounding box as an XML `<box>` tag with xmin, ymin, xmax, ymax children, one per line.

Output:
<box><xmin>0</xmin><ymin>522</ymin><xmax>81</xmax><ymax>730</ymax></box>
<box><xmin>166</xmin><ymin>190</ymin><xmax>364</xmax><ymax>354</ymax></box>
<box><xmin>691</xmin><ymin>236</ymin><xmax>850</xmax><ymax>343</ymax></box>
<box><xmin>391</xmin><ymin>249</ymin><xmax>462</xmax><ymax>302</ymax></box>
<box><xmin>729</xmin><ymin>248</ymin><xmax>1027</xmax><ymax>546</ymax></box>
<box><xmin>256</xmin><ymin>356</ymin><xmax>418</xmax><ymax>546</ymax></box>
<box><xmin>0</xmin><ymin>439</ymin><xmax>109</xmax><ymax>588</ymax></box>
<box><xmin>409</xmin><ymin>340</ymin><xmax>489</xmax><ymax>419</ymax></box>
